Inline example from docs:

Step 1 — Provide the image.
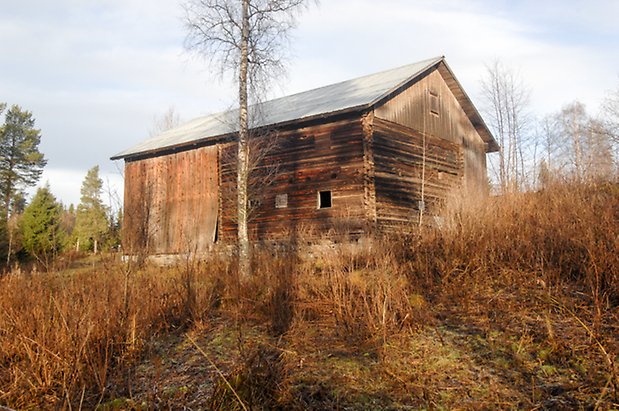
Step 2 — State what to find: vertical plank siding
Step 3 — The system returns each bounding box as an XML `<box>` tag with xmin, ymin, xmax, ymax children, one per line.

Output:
<box><xmin>123</xmin><ymin>145</ymin><xmax>218</xmax><ymax>254</ymax></box>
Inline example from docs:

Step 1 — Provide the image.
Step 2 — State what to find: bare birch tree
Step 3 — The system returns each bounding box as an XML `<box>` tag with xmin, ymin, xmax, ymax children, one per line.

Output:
<box><xmin>150</xmin><ymin>106</ymin><xmax>181</xmax><ymax>137</ymax></box>
<box><xmin>601</xmin><ymin>83</ymin><xmax>619</xmax><ymax>175</ymax></box>
<box><xmin>602</xmin><ymin>83</ymin><xmax>619</xmax><ymax>142</ymax></box>
<box><xmin>183</xmin><ymin>0</ymin><xmax>311</xmax><ymax>278</ymax></box>
<box><xmin>535</xmin><ymin>115</ymin><xmax>563</xmax><ymax>187</ymax></box>
<box><xmin>480</xmin><ymin>60</ymin><xmax>531</xmax><ymax>192</ymax></box>
<box><xmin>547</xmin><ymin>102</ymin><xmax>614</xmax><ymax>182</ymax></box>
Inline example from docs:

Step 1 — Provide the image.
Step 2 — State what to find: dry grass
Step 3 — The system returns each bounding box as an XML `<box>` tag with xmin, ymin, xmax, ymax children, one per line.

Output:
<box><xmin>0</xmin><ymin>257</ymin><xmax>231</xmax><ymax>408</ymax></box>
<box><xmin>0</xmin><ymin>180</ymin><xmax>617</xmax><ymax>409</ymax></box>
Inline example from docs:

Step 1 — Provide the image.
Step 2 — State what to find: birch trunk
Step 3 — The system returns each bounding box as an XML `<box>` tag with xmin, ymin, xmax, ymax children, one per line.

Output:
<box><xmin>237</xmin><ymin>0</ymin><xmax>251</xmax><ymax>279</ymax></box>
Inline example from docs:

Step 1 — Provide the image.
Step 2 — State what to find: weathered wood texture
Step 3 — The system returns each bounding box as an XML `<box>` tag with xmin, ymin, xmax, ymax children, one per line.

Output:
<box><xmin>374</xmin><ymin>67</ymin><xmax>487</xmax><ymax>194</ymax></box>
<box><xmin>219</xmin><ymin>116</ymin><xmax>367</xmax><ymax>243</ymax></box>
<box><xmin>372</xmin><ymin>117</ymin><xmax>463</xmax><ymax>233</ymax></box>
<box><xmin>121</xmin><ymin>66</ymin><xmax>491</xmax><ymax>252</ymax></box>
<box><xmin>362</xmin><ymin>112</ymin><xmax>377</xmax><ymax>233</ymax></box>
<box><xmin>123</xmin><ymin>145</ymin><xmax>218</xmax><ymax>254</ymax></box>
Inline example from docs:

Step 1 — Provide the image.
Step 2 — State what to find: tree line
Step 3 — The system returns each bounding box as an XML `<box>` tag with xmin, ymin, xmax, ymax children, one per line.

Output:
<box><xmin>480</xmin><ymin>61</ymin><xmax>619</xmax><ymax>193</ymax></box>
<box><xmin>0</xmin><ymin>103</ymin><xmax>120</xmax><ymax>270</ymax></box>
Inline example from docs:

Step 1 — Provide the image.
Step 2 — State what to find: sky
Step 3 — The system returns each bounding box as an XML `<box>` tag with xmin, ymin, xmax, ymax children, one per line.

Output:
<box><xmin>1</xmin><ymin>0</ymin><xmax>618</xmax><ymax>207</ymax></box>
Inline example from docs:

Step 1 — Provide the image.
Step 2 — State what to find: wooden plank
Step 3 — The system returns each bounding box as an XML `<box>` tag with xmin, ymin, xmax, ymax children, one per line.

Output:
<box><xmin>123</xmin><ymin>145</ymin><xmax>219</xmax><ymax>254</ymax></box>
<box><xmin>218</xmin><ymin>115</ymin><xmax>367</xmax><ymax>242</ymax></box>
<box><xmin>374</xmin><ymin>68</ymin><xmax>487</xmax><ymax>193</ymax></box>
<box><xmin>372</xmin><ymin>117</ymin><xmax>462</xmax><ymax>234</ymax></box>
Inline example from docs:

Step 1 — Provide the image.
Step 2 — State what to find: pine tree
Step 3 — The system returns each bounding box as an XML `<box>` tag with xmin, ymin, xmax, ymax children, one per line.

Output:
<box><xmin>0</xmin><ymin>104</ymin><xmax>47</xmax><ymax>221</ymax></box>
<box><xmin>74</xmin><ymin>166</ymin><xmax>109</xmax><ymax>253</ymax></box>
<box><xmin>60</xmin><ymin>204</ymin><xmax>76</xmax><ymax>240</ymax></box>
<box><xmin>4</xmin><ymin>213</ymin><xmax>22</xmax><ymax>266</ymax></box>
<box><xmin>4</xmin><ymin>191</ymin><xmax>27</xmax><ymax>266</ymax></box>
<box><xmin>21</xmin><ymin>185</ymin><xmax>64</xmax><ymax>267</ymax></box>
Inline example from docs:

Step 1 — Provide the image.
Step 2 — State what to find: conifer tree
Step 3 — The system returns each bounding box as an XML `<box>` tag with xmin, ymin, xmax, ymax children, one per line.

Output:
<box><xmin>0</xmin><ymin>104</ymin><xmax>47</xmax><ymax>221</ymax></box>
<box><xmin>60</xmin><ymin>204</ymin><xmax>76</xmax><ymax>239</ymax></box>
<box><xmin>4</xmin><ymin>191</ymin><xmax>26</xmax><ymax>266</ymax></box>
<box><xmin>74</xmin><ymin>166</ymin><xmax>109</xmax><ymax>253</ymax></box>
<box><xmin>21</xmin><ymin>185</ymin><xmax>64</xmax><ymax>267</ymax></box>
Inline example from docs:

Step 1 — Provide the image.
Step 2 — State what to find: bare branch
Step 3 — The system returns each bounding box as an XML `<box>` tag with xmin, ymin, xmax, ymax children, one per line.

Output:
<box><xmin>149</xmin><ymin>106</ymin><xmax>182</xmax><ymax>137</ymax></box>
<box><xmin>480</xmin><ymin>60</ymin><xmax>532</xmax><ymax>192</ymax></box>
<box><xmin>182</xmin><ymin>0</ymin><xmax>314</xmax><ymax>278</ymax></box>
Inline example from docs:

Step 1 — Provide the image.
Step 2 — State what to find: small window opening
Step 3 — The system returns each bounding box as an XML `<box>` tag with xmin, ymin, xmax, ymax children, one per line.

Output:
<box><xmin>299</xmin><ymin>134</ymin><xmax>315</xmax><ymax>146</ymax></box>
<box><xmin>275</xmin><ymin>193</ymin><xmax>288</xmax><ymax>209</ymax></box>
<box><xmin>463</xmin><ymin>136</ymin><xmax>470</xmax><ymax>149</ymax></box>
<box><xmin>318</xmin><ymin>190</ymin><xmax>332</xmax><ymax>209</ymax></box>
<box><xmin>315</xmin><ymin>134</ymin><xmax>331</xmax><ymax>150</ymax></box>
<box><xmin>429</xmin><ymin>90</ymin><xmax>439</xmax><ymax>116</ymax></box>
<box><xmin>249</xmin><ymin>198</ymin><xmax>262</xmax><ymax>209</ymax></box>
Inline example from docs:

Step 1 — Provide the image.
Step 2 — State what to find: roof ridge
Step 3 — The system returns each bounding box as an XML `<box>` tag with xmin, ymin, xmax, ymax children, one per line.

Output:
<box><xmin>368</xmin><ymin>56</ymin><xmax>444</xmax><ymax>107</ymax></box>
<box><xmin>111</xmin><ymin>56</ymin><xmax>452</xmax><ymax>159</ymax></box>
<box><xmin>262</xmin><ymin>55</ymin><xmax>444</xmax><ymax>106</ymax></box>
<box><xmin>172</xmin><ymin>56</ymin><xmax>445</xmax><ymax>125</ymax></box>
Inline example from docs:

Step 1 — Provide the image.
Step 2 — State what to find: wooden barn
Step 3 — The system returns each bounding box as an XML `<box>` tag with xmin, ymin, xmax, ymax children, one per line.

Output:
<box><xmin>112</xmin><ymin>56</ymin><xmax>498</xmax><ymax>255</ymax></box>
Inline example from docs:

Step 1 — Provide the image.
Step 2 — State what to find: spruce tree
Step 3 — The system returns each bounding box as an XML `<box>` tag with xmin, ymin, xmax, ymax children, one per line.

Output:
<box><xmin>21</xmin><ymin>185</ymin><xmax>64</xmax><ymax>266</ymax></box>
<box><xmin>74</xmin><ymin>166</ymin><xmax>109</xmax><ymax>253</ymax></box>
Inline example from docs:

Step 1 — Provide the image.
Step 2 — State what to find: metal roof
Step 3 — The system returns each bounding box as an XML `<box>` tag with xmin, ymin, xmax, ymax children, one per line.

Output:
<box><xmin>112</xmin><ymin>56</ymin><xmax>496</xmax><ymax>159</ymax></box>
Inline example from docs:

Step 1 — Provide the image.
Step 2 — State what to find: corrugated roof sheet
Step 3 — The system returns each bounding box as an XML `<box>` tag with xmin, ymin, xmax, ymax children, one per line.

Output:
<box><xmin>112</xmin><ymin>56</ymin><xmax>444</xmax><ymax>159</ymax></box>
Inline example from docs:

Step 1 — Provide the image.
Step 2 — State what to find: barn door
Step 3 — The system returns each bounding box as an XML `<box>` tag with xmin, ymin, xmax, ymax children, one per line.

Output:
<box><xmin>123</xmin><ymin>145</ymin><xmax>220</xmax><ymax>255</ymax></box>
<box><xmin>179</xmin><ymin>144</ymin><xmax>219</xmax><ymax>251</ymax></box>
<box><xmin>164</xmin><ymin>144</ymin><xmax>219</xmax><ymax>253</ymax></box>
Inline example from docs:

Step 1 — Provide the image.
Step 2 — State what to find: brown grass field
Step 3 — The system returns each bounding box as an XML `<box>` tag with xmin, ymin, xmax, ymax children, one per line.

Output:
<box><xmin>0</xmin><ymin>181</ymin><xmax>618</xmax><ymax>410</ymax></box>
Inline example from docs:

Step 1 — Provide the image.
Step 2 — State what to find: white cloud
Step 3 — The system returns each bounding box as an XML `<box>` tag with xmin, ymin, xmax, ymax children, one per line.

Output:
<box><xmin>287</xmin><ymin>0</ymin><xmax>618</xmax><ymax>115</ymax></box>
<box><xmin>3</xmin><ymin>0</ymin><xmax>619</xmax><ymax>205</ymax></box>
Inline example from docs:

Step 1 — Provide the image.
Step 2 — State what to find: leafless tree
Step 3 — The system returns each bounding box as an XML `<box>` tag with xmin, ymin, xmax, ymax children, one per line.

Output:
<box><xmin>602</xmin><ymin>83</ymin><xmax>619</xmax><ymax>142</ymax></box>
<box><xmin>183</xmin><ymin>0</ymin><xmax>312</xmax><ymax>279</ymax></box>
<box><xmin>601</xmin><ymin>82</ymin><xmax>619</xmax><ymax>175</ymax></box>
<box><xmin>587</xmin><ymin>118</ymin><xmax>616</xmax><ymax>178</ymax></box>
<box><xmin>480</xmin><ymin>60</ymin><xmax>532</xmax><ymax>192</ymax></box>
<box><xmin>150</xmin><ymin>106</ymin><xmax>182</xmax><ymax>137</ymax></box>
<box><xmin>535</xmin><ymin>115</ymin><xmax>563</xmax><ymax>187</ymax></box>
<box><xmin>219</xmin><ymin>127</ymin><xmax>281</xmax><ymax>226</ymax></box>
<box><xmin>548</xmin><ymin>102</ymin><xmax>614</xmax><ymax>182</ymax></box>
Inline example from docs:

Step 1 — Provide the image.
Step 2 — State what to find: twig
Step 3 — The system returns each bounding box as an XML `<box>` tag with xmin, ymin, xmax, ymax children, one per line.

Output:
<box><xmin>548</xmin><ymin>296</ymin><xmax>613</xmax><ymax>368</ymax></box>
<box><xmin>544</xmin><ymin>295</ymin><xmax>617</xmax><ymax>402</ymax></box>
<box><xmin>19</xmin><ymin>335</ymin><xmax>64</xmax><ymax>362</ymax></box>
<box><xmin>78</xmin><ymin>384</ymin><xmax>86</xmax><ymax>411</ymax></box>
<box><xmin>594</xmin><ymin>373</ymin><xmax>614</xmax><ymax>411</ymax></box>
<box><xmin>186</xmin><ymin>333</ymin><xmax>249</xmax><ymax>411</ymax></box>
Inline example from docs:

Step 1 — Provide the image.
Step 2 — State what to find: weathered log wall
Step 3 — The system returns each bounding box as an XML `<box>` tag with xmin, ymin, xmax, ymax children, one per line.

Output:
<box><xmin>372</xmin><ymin>118</ymin><xmax>463</xmax><ymax>233</ymax></box>
<box><xmin>374</xmin><ymin>67</ymin><xmax>487</xmax><ymax>194</ymax></box>
<box><xmin>121</xmin><ymin>67</ymin><xmax>491</xmax><ymax>252</ymax></box>
<box><xmin>219</xmin><ymin>116</ymin><xmax>367</xmax><ymax>243</ymax></box>
<box><xmin>123</xmin><ymin>145</ymin><xmax>218</xmax><ymax>254</ymax></box>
